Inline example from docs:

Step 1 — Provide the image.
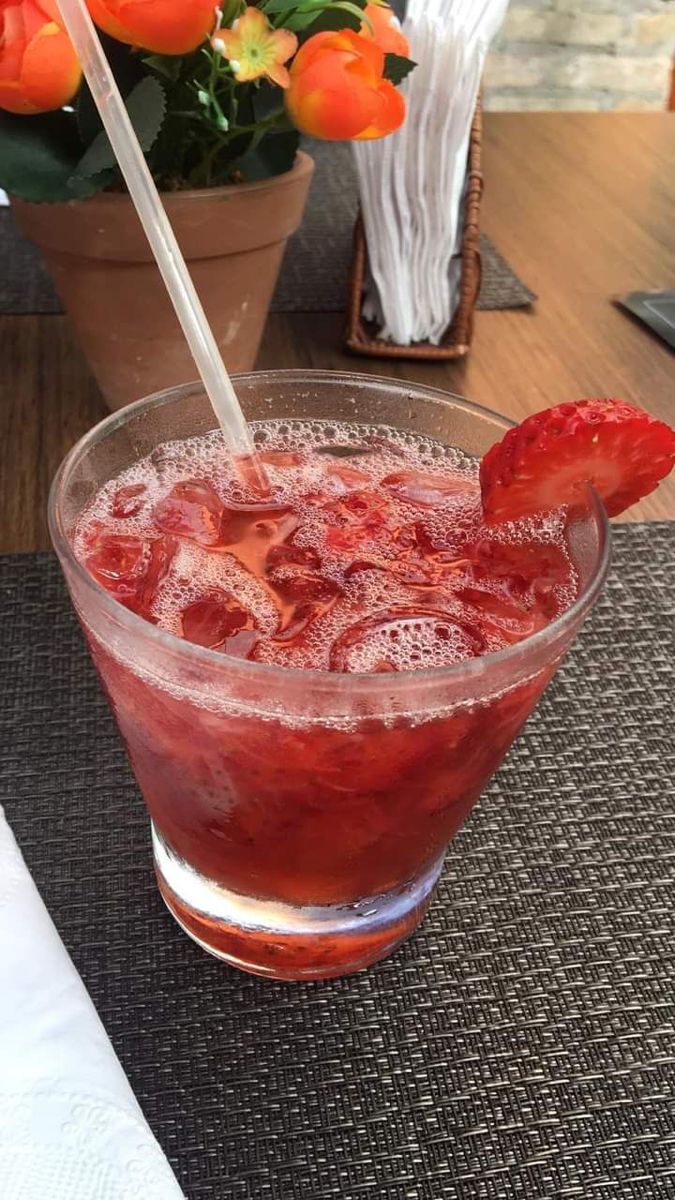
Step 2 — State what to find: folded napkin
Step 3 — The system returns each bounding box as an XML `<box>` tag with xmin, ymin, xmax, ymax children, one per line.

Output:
<box><xmin>353</xmin><ymin>0</ymin><xmax>508</xmax><ymax>345</ymax></box>
<box><xmin>0</xmin><ymin>806</ymin><xmax>185</xmax><ymax>1200</ymax></box>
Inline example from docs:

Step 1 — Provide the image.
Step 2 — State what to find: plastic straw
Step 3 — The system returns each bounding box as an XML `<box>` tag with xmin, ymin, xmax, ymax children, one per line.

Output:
<box><xmin>56</xmin><ymin>0</ymin><xmax>269</xmax><ymax>493</ymax></box>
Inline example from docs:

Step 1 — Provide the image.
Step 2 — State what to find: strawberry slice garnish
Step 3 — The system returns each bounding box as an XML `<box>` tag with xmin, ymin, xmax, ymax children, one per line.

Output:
<box><xmin>480</xmin><ymin>398</ymin><xmax>675</xmax><ymax>522</ymax></box>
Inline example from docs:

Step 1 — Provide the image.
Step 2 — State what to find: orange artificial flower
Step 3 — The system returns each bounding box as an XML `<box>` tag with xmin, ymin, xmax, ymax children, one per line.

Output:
<box><xmin>212</xmin><ymin>6</ymin><xmax>297</xmax><ymax>88</ymax></box>
<box><xmin>362</xmin><ymin>3</ymin><xmax>409</xmax><ymax>57</ymax></box>
<box><xmin>285</xmin><ymin>29</ymin><xmax>404</xmax><ymax>141</ymax></box>
<box><xmin>0</xmin><ymin>0</ymin><xmax>81</xmax><ymax>115</ymax></box>
<box><xmin>85</xmin><ymin>0</ymin><xmax>214</xmax><ymax>55</ymax></box>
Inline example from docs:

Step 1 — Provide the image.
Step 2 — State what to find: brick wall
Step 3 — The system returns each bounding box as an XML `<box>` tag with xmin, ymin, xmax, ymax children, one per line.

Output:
<box><xmin>485</xmin><ymin>0</ymin><xmax>675</xmax><ymax>111</ymax></box>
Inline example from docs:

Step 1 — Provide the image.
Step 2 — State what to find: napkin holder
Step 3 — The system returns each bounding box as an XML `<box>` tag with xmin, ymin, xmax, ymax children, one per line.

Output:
<box><xmin>346</xmin><ymin>102</ymin><xmax>483</xmax><ymax>361</ymax></box>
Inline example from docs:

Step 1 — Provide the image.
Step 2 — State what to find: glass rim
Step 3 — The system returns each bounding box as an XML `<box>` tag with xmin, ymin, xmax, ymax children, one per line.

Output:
<box><xmin>48</xmin><ymin>370</ymin><xmax>612</xmax><ymax>693</ymax></box>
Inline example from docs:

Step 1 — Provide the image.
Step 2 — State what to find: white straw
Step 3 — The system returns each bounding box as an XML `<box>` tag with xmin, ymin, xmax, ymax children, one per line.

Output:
<box><xmin>56</xmin><ymin>0</ymin><xmax>268</xmax><ymax>485</ymax></box>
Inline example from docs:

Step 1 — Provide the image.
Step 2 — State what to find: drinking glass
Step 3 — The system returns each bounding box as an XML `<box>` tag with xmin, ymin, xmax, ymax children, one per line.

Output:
<box><xmin>49</xmin><ymin>372</ymin><xmax>610</xmax><ymax>979</ymax></box>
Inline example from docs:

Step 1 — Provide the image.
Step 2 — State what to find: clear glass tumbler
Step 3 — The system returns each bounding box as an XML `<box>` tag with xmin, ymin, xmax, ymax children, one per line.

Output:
<box><xmin>49</xmin><ymin>372</ymin><xmax>610</xmax><ymax>979</ymax></box>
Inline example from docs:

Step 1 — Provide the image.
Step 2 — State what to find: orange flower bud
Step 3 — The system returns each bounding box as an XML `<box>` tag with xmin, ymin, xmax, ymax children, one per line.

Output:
<box><xmin>362</xmin><ymin>3</ymin><xmax>410</xmax><ymax>57</ymax></box>
<box><xmin>0</xmin><ymin>0</ymin><xmax>81</xmax><ymax>115</ymax></box>
<box><xmin>85</xmin><ymin>0</ymin><xmax>214</xmax><ymax>55</ymax></box>
<box><xmin>285</xmin><ymin>29</ymin><xmax>404</xmax><ymax>142</ymax></box>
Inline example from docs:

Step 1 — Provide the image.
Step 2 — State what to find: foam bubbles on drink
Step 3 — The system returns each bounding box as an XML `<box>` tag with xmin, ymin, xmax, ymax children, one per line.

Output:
<box><xmin>74</xmin><ymin>419</ymin><xmax>579</xmax><ymax>674</ymax></box>
<box><xmin>334</xmin><ymin>614</ymin><xmax>482</xmax><ymax>674</ymax></box>
<box><xmin>151</xmin><ymin>542</ymin><xmax>278</xmax><ymax>638</ymax></box>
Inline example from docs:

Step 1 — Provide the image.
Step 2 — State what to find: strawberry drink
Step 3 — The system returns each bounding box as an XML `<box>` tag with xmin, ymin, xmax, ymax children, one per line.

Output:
<box><xmin>50</xmin><ymin>375</ymin><xmax>675</xmax><ymax>979</ymax></box>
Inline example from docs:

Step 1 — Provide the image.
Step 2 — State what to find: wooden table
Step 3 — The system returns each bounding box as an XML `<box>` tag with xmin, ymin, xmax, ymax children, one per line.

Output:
<box><xmin>1</xmin><ymin>112</ymin><xmax>674</xmax><ymax>553</ymax></box>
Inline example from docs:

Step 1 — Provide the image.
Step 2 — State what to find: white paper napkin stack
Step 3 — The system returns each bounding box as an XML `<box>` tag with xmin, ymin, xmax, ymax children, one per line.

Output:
<box><xmin>353</xmin><ymin>0</ymin><xmax>509</xmax><ymax>345</ymax></box>
<box><xmin>0</xmin><ymin>806</ymin><xmax>185</xmax><ymax>1200</ymax></box>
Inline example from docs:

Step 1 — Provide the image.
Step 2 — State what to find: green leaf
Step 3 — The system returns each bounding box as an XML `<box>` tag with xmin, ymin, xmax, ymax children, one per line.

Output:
<box><xmin>300</xmin><ymin>0</ymin><xmax>366</xmax><ymax>35</ymax></box>
<box><xmin>263</xmin><ymin>0</ymin><xmax>320</xmax><ymax>12</ymax></box>
<box><xmin>285</xmin><ymin>10</ymin><xmax>325</xmax><ymax>30</ymax></box>
<box><xmin>266</xmin><ymin>0</ymin><xmax>365</xmax><ymax>14</ymax></box>
<box><xmin>383</xmin><ymin>53</ymin><xmax>416</xmax><ymax>86</ymax></box>
<box><xmin>232</xmin><ymin>129</ymin><xmax>299</xmax><ymax>182</ymax></box>
<box><xmin>78</xmin><ymin>35</ymin><xmax>146</xmax><ymax>143</ymax></box>
<box><xmin>72</xmin><ymin>76</ymin><xmax>166</xmax><ymax>180</ymax></box>
<box><xmin>252</xmin><ymin>79</ymin><xmax>286</xmax><ymax>124</ymax></box>
<box><xmin>76</xmin><ymin>39</ymin><xmax>147</xmax><ymax>149</ymax></box>
<box><xmin>76</xmin><ymin>81</ymin><xmax>103</xmax><ymax>147</ymax></box>
<box><xmin>143</xmin><ymin>54</ymin><xmax>183</xmax><ymax>83</ymax></box>
<box><xmin>0</xmin><ymin>110</ymin><xmax>108</xmax><ymax>203</ymax></box>
<box><xmin>333</xmin><ymin>0</ymin><xmax>369</xmax><ymax>24</ymax></box>
<box><xmin>264</xmin><ymin>0</ymin><xmax>366</xmax><ymax>32</ymax></box>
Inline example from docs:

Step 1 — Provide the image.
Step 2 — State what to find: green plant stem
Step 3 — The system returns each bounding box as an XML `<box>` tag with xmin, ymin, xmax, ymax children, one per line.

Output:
<box><xmin>231</xmin><ymin>112</ymin><xmax>290</xmax><ymax>136</ymax></box>
<box><xmin>202</xmin><ymin>140</ymin><xmax>222</xmax><ymax>187</ymax></box>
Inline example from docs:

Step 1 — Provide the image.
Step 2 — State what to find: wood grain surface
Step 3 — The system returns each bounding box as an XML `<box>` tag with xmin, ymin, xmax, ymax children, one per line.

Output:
<box><xmin>1</xmin><ymin>112</ymin><xmax>674</xmax><ymax>553</ymax></box>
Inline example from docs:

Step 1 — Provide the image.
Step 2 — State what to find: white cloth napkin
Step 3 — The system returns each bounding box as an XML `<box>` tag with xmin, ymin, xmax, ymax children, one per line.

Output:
<box><xmin>353</xmin><ymin>0</ymin><xmax>509</xmax><ymax>345</ymax></box>
<box><xmin>0</xmin><ymin>806</ymin><xmax>185</xmax><ymax>1200</ymax></box>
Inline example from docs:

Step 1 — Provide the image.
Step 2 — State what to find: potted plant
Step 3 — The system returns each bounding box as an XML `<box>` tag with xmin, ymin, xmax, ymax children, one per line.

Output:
<box><xmin>0</xmin><ymin>0</ymin><xmax>413</xmax><ymax>409</ymax></box>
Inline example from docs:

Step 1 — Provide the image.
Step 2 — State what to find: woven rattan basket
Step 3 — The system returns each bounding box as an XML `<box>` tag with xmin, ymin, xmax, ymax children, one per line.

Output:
<box><xmin>345</xmin><ymin>101</ymin><xmax>483</xmax><ymax>360</ymax></box>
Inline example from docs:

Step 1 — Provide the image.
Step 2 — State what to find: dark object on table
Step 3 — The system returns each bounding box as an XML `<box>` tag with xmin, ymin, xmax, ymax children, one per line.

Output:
<box><xmin>1</xmin><ymin>524</ymin><xmax>673</xmax><ymax>1199</ymax></box>
<box><xmin>346</xmin><ymin>104</ymin><xmax>485</xmax><ymax>360</ymax></box>
<box><xmin>616</xmin><ymin>289</ymin><xmax>675</xmax><ymax>352</ymax></box>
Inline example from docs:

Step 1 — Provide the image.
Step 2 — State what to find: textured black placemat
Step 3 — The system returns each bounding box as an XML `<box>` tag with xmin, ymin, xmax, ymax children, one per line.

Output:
<box><xmin>0</xmin><ymin>144</ymin><xmax>535</xmax><ymax>317</ymax></box>
<box><xmin>1</xmin><ymin>525</ymin><xmax>673</xmax><ymax>1200</ymax></box>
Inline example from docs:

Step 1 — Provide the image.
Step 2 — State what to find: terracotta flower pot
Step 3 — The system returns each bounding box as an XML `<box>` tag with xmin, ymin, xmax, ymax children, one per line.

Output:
<box><xmin>12</xmin><ymin>152</ymin><xmax>314</xmax><ymax>411</ymax></box>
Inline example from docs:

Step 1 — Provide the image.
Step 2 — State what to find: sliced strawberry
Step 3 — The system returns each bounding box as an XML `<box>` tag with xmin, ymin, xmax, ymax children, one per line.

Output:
<box><xmin>467</xmin><ymin>538</ymin><xmax>570</xmax><ymax>589</ymax></box>
<box><xmin>480</xmin><ymin>398</ymin><xmax>675</xmax><ymax>522</ymax></box>
<box><xmin>318</xmin><ymin>489</ymin><xmax>392</xmax><ymax>552</ymax></box>
<box><xmin>265</xmin><ymin>542</ymin><xmax>320</xmax><ymax>572</ymax></box>
<box><xmin>180</xmin><ymin>592</ymin><xmax>257</xmax><ymax>652</ymax></box>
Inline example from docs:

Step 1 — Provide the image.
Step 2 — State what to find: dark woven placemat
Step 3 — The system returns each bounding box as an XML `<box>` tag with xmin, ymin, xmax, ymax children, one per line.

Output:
<box><xmin>0</xmin><ymin>144</ymin><xmax>535</xmax><ymax>317</ymax></box>
<box><xmin>1</xmin><ymin>524</ymin><xmax>673</xmax><ymax>1200</ymax></box>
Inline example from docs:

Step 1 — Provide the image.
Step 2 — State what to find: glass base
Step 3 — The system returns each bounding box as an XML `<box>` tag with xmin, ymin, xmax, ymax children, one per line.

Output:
<box><xmin>152</xmin><ymin>825</ymin><xmax>443</xmax><ymax>981</ymax></box>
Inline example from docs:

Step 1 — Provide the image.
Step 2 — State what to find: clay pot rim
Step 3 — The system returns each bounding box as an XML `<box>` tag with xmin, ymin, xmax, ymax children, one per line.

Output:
<box><xmin>11</xmin><ymin>148</ymin><xmax>315</xmax><ymax>263</ymax></box>
<box><xmin>30</xmin><ymin>150</ymin><xmax>315</xmax><ymax>210</ymax></box>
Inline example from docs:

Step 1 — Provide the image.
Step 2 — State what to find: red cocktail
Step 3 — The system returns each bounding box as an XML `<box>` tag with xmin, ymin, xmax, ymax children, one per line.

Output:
<box><xmin>50</xmin><ymin>373</ymin><xmax>611</xmax><ymax>978</ymax></box>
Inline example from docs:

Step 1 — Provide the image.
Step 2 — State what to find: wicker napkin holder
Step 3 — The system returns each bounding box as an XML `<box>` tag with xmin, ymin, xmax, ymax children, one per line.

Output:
<box><xmin>345</xmin><ymin>103</ymin><xmax>483</xmax><ymax>361</ymax></box>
